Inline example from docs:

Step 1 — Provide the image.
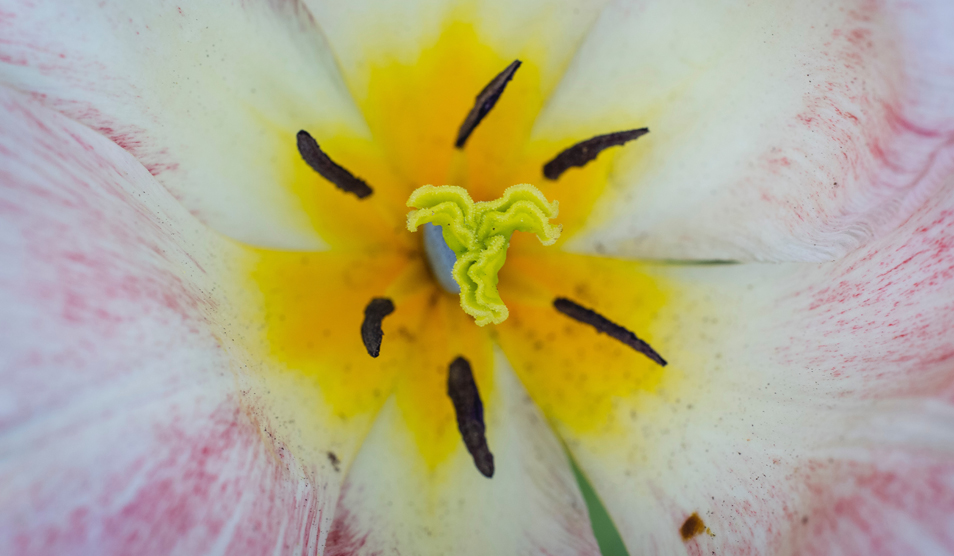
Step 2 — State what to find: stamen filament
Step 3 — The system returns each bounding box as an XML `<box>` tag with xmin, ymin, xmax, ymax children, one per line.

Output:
<box><xmin>553</xmin><ymin>297</ymin><xmax>667</xmax><ymax>366</ymax></box>
<box><xmin>447</xmin><ymin>356</ymin><xmax>494</xmax><ymax>478</ymax></box>
<box><xmin>543</xmin><ymin>128</ymin><xmax>649</xmax><ymax>180</ymax></box>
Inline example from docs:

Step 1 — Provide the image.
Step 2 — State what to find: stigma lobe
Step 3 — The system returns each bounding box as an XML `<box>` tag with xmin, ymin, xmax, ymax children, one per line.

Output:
<box><xmin>297</xmin><ymin>130</ymin><xmax>373</xmax><ymax>198</ymax></box>
<box><xmin>455</xmin><ymin>60</ymin><xmax>521</xmax><ymax>149</ymax></box>
<box><xmin>553</xmin><ymin>297</ymin><xmax>667</xmax><ymax>366</ymax></box>
<box><xmin>447</xmin><ymin>356</ymin><xmax>495</xmax><ymax>478</ymax></box>
<box><xmin>361</xmin><ymin>297</ymin><xmax>395</xmax><ymax>357</ymax></box>
<box><xmin>543</xmin><ymin>128</ymin><xmax>649</xmax><ymax>180</ymax></box>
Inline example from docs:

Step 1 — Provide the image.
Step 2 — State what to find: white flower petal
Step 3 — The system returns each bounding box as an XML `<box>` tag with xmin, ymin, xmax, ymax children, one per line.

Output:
<box><xmin>537</xmin><ymin>0</ymin><xmax>954</xmax><ymax>261</ymax></box>
<box><xmin>306</xmin><ymin>0</ymin><xmax>611</xmax><ymax>96</ymax></box>
<box><xmin>0</xmin><ymin>0</ymin><xmax>368</xmax><ymax>249</ymax></box>
<box><xmin>562</xmin><ymin>178</ymin><xmax>954</xmax><ymax>553</ymax></box>
<box><xmin>325</xmin><ymin>349</ymin><xmax>600</xmax><ymax>556</ymax></box>
<box><xmin>0</xmin><ymin>87</ymin><xmax>346</xmax><ymax>553</ymax></box>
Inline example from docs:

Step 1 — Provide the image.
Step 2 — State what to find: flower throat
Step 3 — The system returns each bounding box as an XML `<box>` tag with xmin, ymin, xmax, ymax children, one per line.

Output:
<box><xmin>293</xmin><ymin>57</ymin><xmax>664</xmax><ymax>477</ymax></box>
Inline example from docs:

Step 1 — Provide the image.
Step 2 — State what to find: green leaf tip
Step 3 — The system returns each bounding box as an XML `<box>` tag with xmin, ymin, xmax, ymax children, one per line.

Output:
<box><xmin>407</xmin><ymin>184</ymin><xmax>562</xmax><ymax>326</ymax></box>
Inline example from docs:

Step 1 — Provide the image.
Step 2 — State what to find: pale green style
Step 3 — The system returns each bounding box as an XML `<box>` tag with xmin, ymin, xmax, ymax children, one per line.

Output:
<box><xmin>406</xmin><ymin>184</ymin><xmax>562</xmax><ymax>325</ymax></box>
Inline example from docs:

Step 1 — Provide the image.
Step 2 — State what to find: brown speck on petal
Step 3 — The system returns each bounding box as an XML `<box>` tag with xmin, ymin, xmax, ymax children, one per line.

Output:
<box><xmin>680</xmin><ymin>513</ymin><xmax>706</xmax><ymax>541</ymax></box>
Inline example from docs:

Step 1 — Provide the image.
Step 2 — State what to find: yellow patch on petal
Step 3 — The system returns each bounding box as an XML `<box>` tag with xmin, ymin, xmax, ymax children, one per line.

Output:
<box><xmin>245</xmin><ymin>17</ymin><xmax>667</xmax><ymax>470</ymax></box>
<box><xmin>358</xmin><ymin>21</ymin><xmax>652</xmax><ymax>242</ymax></box>
<box><xmin>251</xmin><ymin>250</ymin><xmax>416</xmax><ymax>417</ymax></box>
<box><xmin>496</xmin><ymin>253</ymin><xmax>672</xmax><ymax>434</ymax></box>
<box><xmin>391</xmin><ymin>291</ymin><xmax>495</xmax><ymax>467</ymax></box>
<box><xmin>250</xmin><ymin>247</ymin><xmax>495</xmax><ymax>468</ymax></box>
<box><xmin>359</xmin><ymin>22</ymin><xmax>540</xmax><ymax>201</ymax></box>
<box><xmin>263</xmin><ymin>123</ymin><xmax>411</xmax><ymax>250</ymax></box>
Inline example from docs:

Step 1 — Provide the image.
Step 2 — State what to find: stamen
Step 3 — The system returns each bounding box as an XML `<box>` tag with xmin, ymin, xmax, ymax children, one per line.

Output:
<box><xmin>455</xmin><ymin>60</ymin><xmax>521</xmax><ymax>149</ymax></box>
<box><xmin>361</xmin><ymin>297</ymin><xmax>395</xmax><ymax>357</ymax></box>
<box><xmin>553</xmin><ymin>297</ymin><xmax>667</xmax><ymax>366</ymax></box>
<box><xmin>447</xmin><ymin>356</ymin><xmax>494</xmax><ymax>478</ymax></box>
<box><xmin>297</xmin><ymin>130</ymin><xmax>373</xmax><ymax>198</ymax></box>
<box><xmin>543</xmin><ymin>128</ymin><xmax>649</xmax><ymax>180</ymax></box>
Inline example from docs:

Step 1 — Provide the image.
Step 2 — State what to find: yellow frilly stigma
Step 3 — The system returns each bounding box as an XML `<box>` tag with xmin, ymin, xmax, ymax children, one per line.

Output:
<box><xmin>407</xmin><ymin>184</ymin><xmax>561</xmax><ymax>326</ymax></box>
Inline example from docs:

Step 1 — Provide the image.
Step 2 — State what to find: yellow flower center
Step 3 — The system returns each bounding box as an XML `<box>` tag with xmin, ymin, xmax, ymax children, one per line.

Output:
<box><xmin>245</xmin><ymin>22</ymin><xmax>675</xmax><ymax>470</ymax></box>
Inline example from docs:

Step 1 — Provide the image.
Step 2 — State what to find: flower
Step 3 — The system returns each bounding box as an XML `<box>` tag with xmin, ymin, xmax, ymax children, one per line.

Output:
<box><xmin>2</xmin><ymin>1</ymin><xmax>954</xmax><ymax>555</ymax></box>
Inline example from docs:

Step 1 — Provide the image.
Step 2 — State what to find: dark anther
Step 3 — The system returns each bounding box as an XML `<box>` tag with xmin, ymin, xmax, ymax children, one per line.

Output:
<box><xmin>447</xmin><ymin>356</ymin><xmax>495</xmax><ymax>478</ymax></box>
<box><xmin>553</xmin><ymin>297</ymin><xmax>667</xmax><ymax>366</ymax></box>
<box><xmin>455</xmin><ymin>60</ymin><xmax>522</xmax><ymax>149</ymax></box>
<box><xmin>297</xmin><ymin>130</ymin><xmax>373</xmax><ymax>198</ymax></box>
<box><xmin>543</xmin><ymin>128</ymin><xmax>649</xmax><ymax>180</ymax></box>
<box><xmin>361</xmin><ymin>298</ymin><xmax>395</xmax><ymax>357</ymax></box>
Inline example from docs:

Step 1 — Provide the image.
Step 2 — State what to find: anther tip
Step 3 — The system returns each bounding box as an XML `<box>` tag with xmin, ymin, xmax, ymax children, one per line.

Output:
<box><xmin>476</xmin><ymin>452</ymin><xmax>495</xmax><ymax>478</ymax></box>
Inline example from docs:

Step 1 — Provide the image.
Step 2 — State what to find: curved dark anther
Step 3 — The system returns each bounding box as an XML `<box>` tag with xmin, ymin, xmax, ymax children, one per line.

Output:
<box><xmin>553</xmin><ymin>297</ymin><xmax>667</xmax><ymax>366</ymax></box>
<box><xmin>297</xmin><ymin>130</ymin><xmax>373</xmax><ymax>198</ymax></box>
<box><xmin>361</xmin><ymin>297</ymin><xmax>395</xmax><ymax>357</ymax></box>
<box><xmin>543</xmin><ymin>128</ymin><xmax>649</xmax><ymax>180</ymax></box>
<box><xmin>447</xmin><ymin>356</ymin><xmax>494</xmax><ymax>478</ymax></box>
<box><xmin>455</xmin><ymin>60</ymin><xmax>521</xmax><ymax>149</ymax></box>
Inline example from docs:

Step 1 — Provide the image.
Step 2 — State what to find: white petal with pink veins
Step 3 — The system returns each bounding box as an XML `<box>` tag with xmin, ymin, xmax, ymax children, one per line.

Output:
<box><xmin>325</xmin><ymin>349</ymin><xmax>601</xmax><ymax>556</ymax></box>
<box><xmin>537</xmin><ymin>0</ymin><xmax>954</xmax><ymax>262</ymax></box>
<box><xmin>561</xmin><ymin>178</ymin><xmax>954</xmax><ymax>554</ymax></box>
<box><xmin>0</xmin><ymin>0</ymin><xmax>368</xmax><ymax>250</ymax></box>
<box><xmin>0</xmin><ymin>87</ymin><xmax>352</xmax><ymax>555</ymax></box>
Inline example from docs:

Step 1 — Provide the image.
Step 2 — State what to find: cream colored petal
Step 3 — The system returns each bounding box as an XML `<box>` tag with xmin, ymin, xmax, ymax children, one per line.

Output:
<box><xmin>537</xmin><ymin>0</ymin><xmax>954</xmax><ymax>261</ymax></box>
<box><xmin>561</xmin><ymin>177</ymin><xmax>954</xmax><ymax>553</ymax></box>
<box><xmin>305</xmin><ymin>0</ymin><xmax>611</xmax><ymax>98</ymax></box>
<box><xmin>0</xmin><ymin>0</ymin><xmax>369</xmax><ymax>249</ymax></box>
<box><xmin>325</xmin><ymin>349</ymin><xmax>600</xmax><ymax>556</ymax></box>
<box><xmin>0</xmin><ymin>87</ymin><xmax>355</xmax><ymax>553</ymax></box>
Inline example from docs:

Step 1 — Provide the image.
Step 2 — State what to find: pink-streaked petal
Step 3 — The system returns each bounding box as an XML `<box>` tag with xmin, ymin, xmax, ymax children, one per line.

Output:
<box><xmin>538</xmin><ymin>0</ymin><xmax>954</xmax><ymax>261</ymax></box>
<box><xmin>0</xmin><ymin>0</ymin><xmax>368</xmax><ymax>249</ymax></box>
<box><xmin>325</xmin><ymin>349</ymin><xmax>600</xmax><ymax>556</ymax></box>
<box><xmin>560</xmin><ymin>178</ymin><xmax>954</xmax><ymax>554</ymax></box>
<box><xmin>0</xmin><ymin>87</ymin><xmax>343</xmax><ymax>554</ymax></box>
<box><xmin>791</xmin><ymin>446</ymin><xmax>954</xmax><ymax>555</ymax></box>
